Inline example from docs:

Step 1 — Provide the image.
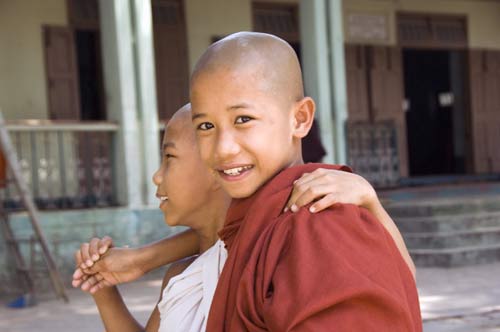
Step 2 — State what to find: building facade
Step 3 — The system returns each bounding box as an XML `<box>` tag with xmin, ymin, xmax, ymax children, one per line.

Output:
<box><xmin>0</xmin><ymin>0</ymin><xmax>500</xmax><ymax>293</ymax></box>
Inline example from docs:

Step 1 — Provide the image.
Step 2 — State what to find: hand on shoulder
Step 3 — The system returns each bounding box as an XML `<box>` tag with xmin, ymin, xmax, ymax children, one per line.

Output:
<box><xmin>286</xmin><ymin>168</ymin><xmax>378</xmax><ymax>213</ymax></box>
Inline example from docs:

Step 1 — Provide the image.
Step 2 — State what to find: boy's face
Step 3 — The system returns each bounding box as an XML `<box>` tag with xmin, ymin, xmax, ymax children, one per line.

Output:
<box><xmin>191</xmin><ymin>68</ymin><xmax>300</xmax><ymax>198</ymax></box>
<box><xmin>153</xmin><ymin>111</ymin><xmax>216</xmax><ymax>226</ymax></box>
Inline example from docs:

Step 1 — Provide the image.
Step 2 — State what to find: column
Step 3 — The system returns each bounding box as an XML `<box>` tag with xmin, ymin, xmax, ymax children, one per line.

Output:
<box><xmin>98</xmin><ymin>0</ymin><xmax>143</xmax><ymax>207</ymax></box>
<box><xmin>299</xmin><ymin>0</ymin><xmax>348</xmax><ymax>165</ymax></box>
<box><xmin>131</xmin><ymin>0</ymin><xmax>161</xmax><ymax>206</ymax></box>
<box><xmin>327</xmin><ymin>0</ymin><xmax>348</xmax><ymax>165</ymax></box>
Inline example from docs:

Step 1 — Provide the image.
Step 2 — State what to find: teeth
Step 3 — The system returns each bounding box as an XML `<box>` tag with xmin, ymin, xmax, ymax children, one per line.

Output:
<box><xmin>222</xmin><ymin>165</ymin><xmax>252</xmax><ymax>176</ymax></box>
<box><xmin>160</xmin><ymin>196</ymin><xmax>168</xmax><ymax>201</ymax></box>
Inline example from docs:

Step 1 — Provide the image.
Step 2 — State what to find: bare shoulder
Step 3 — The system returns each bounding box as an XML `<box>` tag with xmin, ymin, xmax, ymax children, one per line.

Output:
<box><xmin>161</xmin><ymin>256</ymin><xmax>198</xmax><ymax>288</ymax></box>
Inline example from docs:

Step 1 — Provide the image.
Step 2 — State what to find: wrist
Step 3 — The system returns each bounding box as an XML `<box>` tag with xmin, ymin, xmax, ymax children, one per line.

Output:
<box><xmin>134</xmin><ymin>245</ymin><xmax>155</xmax><ymax>274</ymax></box>
<box><xmin>92</xmin><ymin>285</ymin><xmax>118</xmax><ymax>300</ymax></box>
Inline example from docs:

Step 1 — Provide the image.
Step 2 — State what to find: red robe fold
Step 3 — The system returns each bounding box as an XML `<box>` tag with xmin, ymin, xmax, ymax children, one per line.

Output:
<box><xmin>207</xmin><ymin>163</ymin><xmax>422</xmax><ymax>332</ymax></box>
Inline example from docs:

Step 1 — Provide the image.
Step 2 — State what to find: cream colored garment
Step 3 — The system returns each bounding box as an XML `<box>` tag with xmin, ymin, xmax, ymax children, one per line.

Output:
<box><xmin>157</xmin><ymin>239</ymin><xmax>227</xmax><ymax>332</ymax></box>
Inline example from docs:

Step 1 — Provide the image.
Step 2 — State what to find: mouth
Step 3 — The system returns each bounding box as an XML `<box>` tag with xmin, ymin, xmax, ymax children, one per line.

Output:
<box><xmin>156</xmin><ymin>193</ymin><xmax>169</xmax><ymax>207</ymax></box>
<box><xmin>217</xmin><ymin>165</ymin><xmax>254</xmax><ymax>181</ymax></box>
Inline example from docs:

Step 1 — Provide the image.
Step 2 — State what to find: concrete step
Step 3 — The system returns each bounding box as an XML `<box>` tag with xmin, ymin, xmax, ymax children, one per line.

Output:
<box><xmin>394</xmin><ymin>211</ymin><xmax>500</xmax><ymax>233</ymax></box>
<box><xmin>404</xmin><ymin>226</ymin><xmax>500</xmax><ymax>249</ymax></box>
<box><xmin>386</xmin><ymin>196</ymin><xmax>500</xmax><ymax>218</ymax></box>
<box><xmin>384</xmin><ymin>194</ymin><xmax>500</xmax><ymax>267</ymax></box>
<box><xmin>410</xmin><ymin>243</ymin><xmax>500</xmax><ymax>267</ymax></box>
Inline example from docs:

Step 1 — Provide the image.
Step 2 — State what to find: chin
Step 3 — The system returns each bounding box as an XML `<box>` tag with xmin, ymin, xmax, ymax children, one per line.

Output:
<box><xmin>164</xmin><ymin>216</ymin><xmax>179</xmax><ymax>227</ymax></box>
<box><xmin>223</xmin><ymin>182</ymin><xmax>259</xmax><ymax>199</ymax></box>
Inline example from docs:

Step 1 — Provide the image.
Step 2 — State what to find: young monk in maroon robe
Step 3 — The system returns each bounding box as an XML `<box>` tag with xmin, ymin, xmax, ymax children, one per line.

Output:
<box><xmin>190</xmin><ymin>32</ymin><xmax>422</xmax><ymax>332</ymax></box>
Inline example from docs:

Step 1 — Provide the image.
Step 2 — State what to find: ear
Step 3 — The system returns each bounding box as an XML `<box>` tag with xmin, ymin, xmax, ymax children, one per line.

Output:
<box><xmin>292</xmin><ymin>97</ymin><xmax>315</xmax><ymax>139</ymax></box>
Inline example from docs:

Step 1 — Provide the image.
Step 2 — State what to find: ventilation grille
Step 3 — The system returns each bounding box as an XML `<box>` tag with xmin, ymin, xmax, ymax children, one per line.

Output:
<box><xmin>253</xmin><ymin>2</ymin><xmax>299</xmax><ymax>42</ymax></box>
<box><xmin>67</xmin><ymin>0</ymin><xmax>99</xmax><ymax>28</ymax></box>
<box><xmin>152</xmin><ymin>0</ymin><xmax>183</xmax><ymax>26</ymax></box>
<box><xmin>398</xmin><ymin>13</ymin><xmax>467</xmax><ymax>48</ymax></box>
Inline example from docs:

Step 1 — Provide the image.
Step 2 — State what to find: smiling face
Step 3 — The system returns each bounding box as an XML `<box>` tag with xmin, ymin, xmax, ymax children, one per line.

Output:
<box><xmin>192</xmin><ymin>68</ymin><xmax>301</xmax><ymax>198</ymax></box>
<box><xmin>153</xmin><ymin>105</ymin><xmax>218</xmax><ymax>227</ymax></box>
<box><xmin>190</xmin><ymin>32</ymin><xmax>315</xmax><ymax>199</ymax></box>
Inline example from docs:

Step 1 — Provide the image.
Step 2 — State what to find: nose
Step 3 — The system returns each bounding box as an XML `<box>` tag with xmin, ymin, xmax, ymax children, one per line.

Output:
<box><xmin>215</xmin><ymin>129</ymin><xmax>240</xmax><ymax>161</ymax></box>
<box><xmin>152</xmin><ymin>165</ymin><xmax>163</xmax><ymax>186</ymax></box>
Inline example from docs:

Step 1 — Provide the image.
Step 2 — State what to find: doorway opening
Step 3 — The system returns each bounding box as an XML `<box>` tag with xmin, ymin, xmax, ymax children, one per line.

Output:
<box><xmin>403</xmin><ymin>49</ymin><xmax>468</xmax><ymax>176</ymax></box>
<box><xmin>75</xmin><ymin>29</ymin><xmax>105</xmax><ymax>120</ymax></box>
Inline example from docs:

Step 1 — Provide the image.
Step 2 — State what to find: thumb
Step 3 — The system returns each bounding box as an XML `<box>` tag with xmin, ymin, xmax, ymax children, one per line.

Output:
<box><xmin>98</xmin><ymin>236</ymin><xmax>114</xmax><ymax>255</ymax></box>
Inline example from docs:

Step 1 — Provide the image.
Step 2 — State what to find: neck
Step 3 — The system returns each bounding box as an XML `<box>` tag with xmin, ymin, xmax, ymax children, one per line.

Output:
<box><xmin>197</xmin><ymin>230</ymin><xmax>219</xmax><ymax>253</ymax></box>
<box><xmin>192</xmin><ymin>191</ymin><xmax>232</xmax><ymax>253</ymax></box>
<box><xmin>285</xmin><ymin>149</ymin><xmax>305</xmax><ymax>169</ymax></box>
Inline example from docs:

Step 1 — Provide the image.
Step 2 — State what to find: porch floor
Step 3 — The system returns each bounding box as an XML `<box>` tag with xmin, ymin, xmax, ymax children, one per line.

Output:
<box><xmin>1</xmin><ymin>263</ymin><xmax>499</xmax><ymax>332</ymax></box>
<box><xmin>380</xmin><ymin>180</ymin><xmax>500</xmax><ymax>204</ymax></box>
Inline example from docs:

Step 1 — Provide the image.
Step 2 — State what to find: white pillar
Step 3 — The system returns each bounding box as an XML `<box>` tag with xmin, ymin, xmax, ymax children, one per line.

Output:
<box><xmin>131</xmin><ymin>0</ymin><xmax>160</xmax><ymax>206</ymax></box>
<box><xmin>98</xmin><ymin>0</ymin><xmax>143</xmax><ymax>207</ymax></box>
<box><xmin>299</xmin><ymin>0</ymin><xmax>348</xmax><ymax>165</ymax></box>
<box><xmin>327</xmin><ymin>0</ymin><xmax>348</xmax><ymax>165</ymax></box>
<box><xmin>300</xmin><ymin>0</ymin><xmax>335</xmax><ymax>164</ymax></box>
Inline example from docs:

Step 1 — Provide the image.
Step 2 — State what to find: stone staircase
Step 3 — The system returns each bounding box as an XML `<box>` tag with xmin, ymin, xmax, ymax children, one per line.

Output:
<box><xmin>385</xmin><ymin>195</ymin><xmax>500</xmax><ymax>267</ymax></box>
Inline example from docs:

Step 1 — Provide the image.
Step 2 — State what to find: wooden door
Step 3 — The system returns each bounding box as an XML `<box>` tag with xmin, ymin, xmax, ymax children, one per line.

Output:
<box><xmin>345</xmin><ymin>44</ymin><xmax>369</xmax><ymax>122</ymax></box>
<box><xmin>370</xmin><ymin>46</ymin><xmax>409</xmax><ymax>177</ymax></box>
<box><xmin>345</xmin><ymin>45</ymin><xmax>408</xmax><ymax>180</ymax></box>
<box><xmin>152</xmin><ymin>0</ymin><xmax>190</xmax><ymax>120</ymax></box>
<box><xmin>469</xmin><ymin>50</ymin><xmax>500</xmax><ymax>173</ymax></box>
<box><xmin>43</xmin><ymin>26</ymin><xmax>80</xmax><ymax>120</ymax></box>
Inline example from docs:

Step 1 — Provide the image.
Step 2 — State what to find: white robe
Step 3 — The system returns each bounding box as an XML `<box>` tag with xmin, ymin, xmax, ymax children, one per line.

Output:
<box><xmin>157</xmin><ymin>239</ymin><xmax>227</xmax><ymax>332</ymax></box>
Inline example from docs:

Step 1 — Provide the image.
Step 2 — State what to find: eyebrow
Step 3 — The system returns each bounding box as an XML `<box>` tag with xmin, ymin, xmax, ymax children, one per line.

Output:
<box><xmin>192</xmin><ymin>113</ymin><xmax>205</xmax><ymax>121</ymax></box>
<box><xmin>228</xmin><ymin>103</ymin><xmax>251</xmax><ymax>110</ymax></box>
<box><xmin>192</xmin><ymin>103</ymin><xmax>253</xmax><ymax>121</ymax></box>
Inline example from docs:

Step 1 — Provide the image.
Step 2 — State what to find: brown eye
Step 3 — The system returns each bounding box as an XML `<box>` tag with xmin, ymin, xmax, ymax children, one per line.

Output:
<box><xmin>197</xmin><ymin>122</ymin><xmax>214</xmax><ymax>130</ymax></box>
<box><xmin>235</xmin><ymin>116</ymin><xmax>252</xmax><ymax>124</ymax></box>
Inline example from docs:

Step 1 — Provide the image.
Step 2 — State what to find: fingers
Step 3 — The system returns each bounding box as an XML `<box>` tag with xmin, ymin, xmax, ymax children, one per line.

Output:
<box><xmin>73</xmin><ymin>267</ymin><xmax>83</xmax><ymax>280</ymax></box>
<box><xmin>81</xmin><ymin>274</ymin><xmax>103</xmax><ymax>292</ymax></box>
<box><xmin>98</xmin><ymin>236</ymin><xmax>113</xmax><ymax>255</ymax></box>
<box><xmin>83</xmin><ymin>258</ymin><xmax>105</xmax><ymax>274</ymax></box>
<box><xmin>72</xmin><ymin>273</ymin><xmax>89</xmax><ymax>288</ymax></box>
<box><xmin>89</xmin><ymin>238</ymin><xmax>100</xmax><ymax>262</ymax></box>
<box><xmin>74</xmin><ymin>248</ymin><xmax>83</xmax><ymax>267</ymax></box>
<box><xmin>79</xmin><ymin>236</ymin><xmax>114</xmax><ymax>269</ymax></box>
<box><xmin>294</xmin><ymin>184</ymin><xmax>332</xmax><ymax>211</ymax></box>
<box><xmin>309</xmin><ymin>194</ymin><xmax>338</xmax><ymax>213</ymax></box>
<box><xmin>294</xmin><ymin>169</ymin><xmax>325</xmax><ymax>187</ymax></box>
<box><xmin>72</xmin><ymin>268</ymin><xmax>84</xmax><ymax>288</ymax></box>
<box><xmin>288</xmin><ymin>170</ymin><xmax>334</xmax><ymax>212</ymax></box>
<box><xmin>80</xmin><ymin>242</ymin><xmax>93</xmax><ymax>269</ymax></box>
<box><xmin>286</xmin><ymin>171</ymin><xmax>325</xmax><ymax>212</ymax></box>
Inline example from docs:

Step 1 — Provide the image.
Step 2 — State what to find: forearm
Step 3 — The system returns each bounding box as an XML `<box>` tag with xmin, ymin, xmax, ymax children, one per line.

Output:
<box><xmin>136</xmin><ymin>229</ymin><xmax>199</xmax><ymax>273</ymax></box>
<box><xmin>92</xmin><ymin>287</ymin><xmax>144</xmax><ymax>332</ymax></box>
<box><xmin>366</xmin><ymin>199</ymin><xmax>416</xmax><ymax>278</ymax></box>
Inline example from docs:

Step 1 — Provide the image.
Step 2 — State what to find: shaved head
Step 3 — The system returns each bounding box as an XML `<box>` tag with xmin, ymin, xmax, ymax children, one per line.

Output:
<box><xmin>191</xmin><ymin>32</ymin><xmax>304</xmax><ymax>106</ymax></box>
<box><xmin>189</xmin><ymin>32</ymin><xmax>315</xmax><ymax>198</ymax></box>
<box><xmin>166</xmin><ymin>103</ymin><xmax>196</xmax><ymax>146</ymax></box>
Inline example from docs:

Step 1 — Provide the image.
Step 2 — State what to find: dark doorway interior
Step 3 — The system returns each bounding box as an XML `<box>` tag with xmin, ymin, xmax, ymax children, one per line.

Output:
<box><xmin>75</xmin><ymin>29</ymin><xmax>105</xmax><ymax>120</ymax></box>
<box><xmin>403</xmin><ymin>49</ymin><xmax>468</xmax><ymax>176</ymax></box>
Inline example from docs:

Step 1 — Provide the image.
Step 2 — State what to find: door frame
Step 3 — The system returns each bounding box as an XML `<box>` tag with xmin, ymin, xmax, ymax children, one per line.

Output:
<box><xmin>397</xmin><ymin>12</ymin><xmax>474</xmax><ymax>175</ymax></box>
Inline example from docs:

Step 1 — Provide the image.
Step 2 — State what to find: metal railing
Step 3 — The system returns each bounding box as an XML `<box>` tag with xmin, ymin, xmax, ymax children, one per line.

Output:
<box><xmin>346</xmin><ymin>121</ymin><xmax>400</xmax><ymax>188</ymax></box>
<box><xmin>1</xmin><ymin>121</ymin><xmax>118</xmax><ymax>209</ymax></box>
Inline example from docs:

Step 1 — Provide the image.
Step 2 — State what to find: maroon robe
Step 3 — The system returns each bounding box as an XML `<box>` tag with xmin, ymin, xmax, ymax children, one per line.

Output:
<box><xmin>207</xmin><ymin>163</ymin><xmax>422</xmax><ymax>332</ymax></box>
